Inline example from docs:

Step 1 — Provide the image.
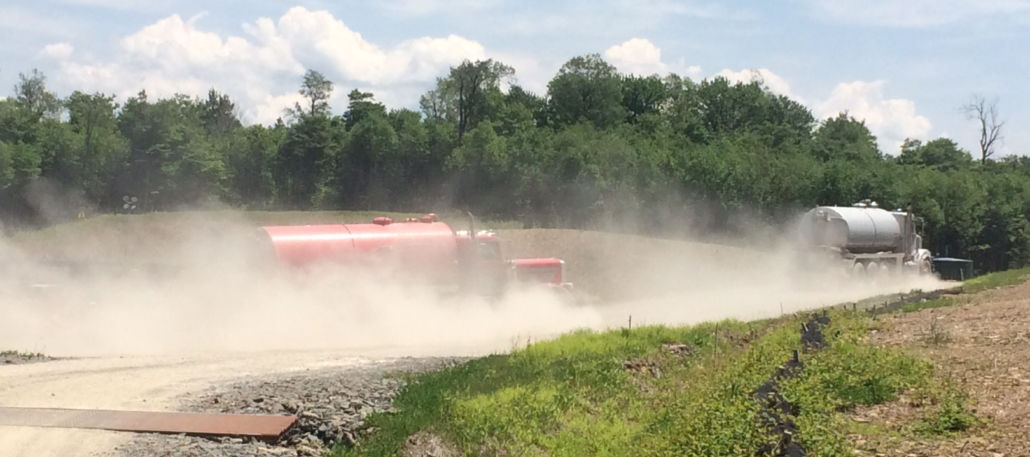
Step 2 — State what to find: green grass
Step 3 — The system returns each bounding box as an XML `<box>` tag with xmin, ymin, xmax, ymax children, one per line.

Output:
<box><xmin>899</xmin><ymin>297</ymin><xmax>957</xmax><ymax>313</ymax></box>
<box><xmin>889</xmin><ymin>266</ymin><xmax>1030</xmax><ymax>314</ymax></box>
<box><xmin>336</xmin><ymin>311</ymin><xmax>970</xmax><ymax>457</ymax></box>
<box><xmin>779</xmin><ymin>316</ymin><xmax>937</xmax><ymax>455</ymax></box>
<box><xmin>962</xmin><ymin>266</ymin><xmax>1030</xmax><ymax>293</ymax></box>
<box><xmin>337</xmin><ymin>319</ymin><xmax>780</xmax><ymax>457</ymax></box>
<box><xmin>915</xmin><ymin>380</ymin><xmax>979</xmax><ymax>434</ymax></box>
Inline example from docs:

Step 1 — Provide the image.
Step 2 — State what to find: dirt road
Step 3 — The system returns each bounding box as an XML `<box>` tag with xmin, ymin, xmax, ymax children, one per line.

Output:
<box><xmin>0</xmin><ymin>224</ymin><xmax>956</xmax><ymax>456</ymax></box>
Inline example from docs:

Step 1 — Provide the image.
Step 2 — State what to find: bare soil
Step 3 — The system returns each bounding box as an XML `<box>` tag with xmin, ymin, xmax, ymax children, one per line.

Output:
<box><xmin>854</xmin><ymin>280</ymin><xmax>1030</xmax><ymax>456</ymax></box>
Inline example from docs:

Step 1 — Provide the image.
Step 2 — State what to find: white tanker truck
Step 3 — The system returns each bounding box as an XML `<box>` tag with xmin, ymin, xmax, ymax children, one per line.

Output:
<box><xmin>799</xmin><ymin>200</ymin><xmax>933</xmax><ymax>276</ymax></box>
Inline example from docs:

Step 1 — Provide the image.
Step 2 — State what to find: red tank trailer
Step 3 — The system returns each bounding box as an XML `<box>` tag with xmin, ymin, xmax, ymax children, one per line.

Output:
<box><xmin>259</xmin><ymin>213</ymin><xmax>571</xmax><ymax>294</ymax></box>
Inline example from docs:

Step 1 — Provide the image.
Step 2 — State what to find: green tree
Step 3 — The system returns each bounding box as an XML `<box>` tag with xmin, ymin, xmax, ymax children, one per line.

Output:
<box><xmin>337</xmin><ymin>112</ymin><xmax>398</xmax><ymax>208</ymax></box>
<box><xmin>448</xmin><ymin>121</ymin><xmax>510</xmax><ymax>214</ymax></box>
<box><xmin>225</xmin><ymin>124</ymin><xmax>284</xmax><ymax>207</ymax></box>
<box><xmin>813</xmin><ymin>114</ymin><xmax>880</xmax><ymax>162</ymax></box>
<box><xmin>14</xmin><ymin>69</ymin><xmax>61</xmax><ymax>121</ymax></box>
<box><xmin>0</xmin><ymin>99</ymin><xmax>43</xmax><ymax>188</ymax></box>
<box><xmin>546</xmin><ymin>54</ymin><xmax>625</xmax><ymax>129</ymax></box>
<box><xmin>343</xmin><ymin>89</ymin><xmax>387</xmax><ymax>130</ymax></box>
<box><xmin>0</xmin><ymin>140</ymin><xmax>42</xmax><ymax>189</ymax></box>
<box><xmin>274</xmin><ymin>115</ymin><xmax>343</xmax><ymax>208</ymax></box>
<box><xmin>290</xmin><ymin>70</ymin><xmax>334</xmax><ymax>118</ymax></box>
<box><xmin>621</xmin><ymin>75</ymin><xmax>668</xmax><ymax>124</ymax></box>
<box><xmin>65</xmin><ymin>91</ymin><xmax>126</xmax><ymax>201</ymax></box>
<box><xmin>116</xmin><ymin>91</ymin><xmax>225</xmax><ymax>209</ymax></box>
<box><xmin>420</xmin><ymin>59</ymin><xmax>513</xmax><ymax>143</ymax></box>
<box><xmin>495</xmin><ymin>86</ymin><xmax>543</xmax><ymax>136</ymax></box>
<box><xmin>898</xmin><ymin>138</ymin><xmax>973</xmax><ymax>171</ymax></box>
<box><xmin>201</xmin><ymin>89</ymin><xmax>241</xmax><ymax>138</ymax></box>
<box><xmin>388</xmin><ymin>108</ymin><xmax>434</xmax><ymax>205</ymax></box>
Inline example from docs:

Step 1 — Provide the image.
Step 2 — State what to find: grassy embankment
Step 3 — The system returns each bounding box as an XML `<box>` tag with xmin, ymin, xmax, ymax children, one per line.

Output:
<box><xmin>333</xmin><ymin>268</ymin><xmax>1030</xmax><ymax>457</ymax></box>
<box><xmin>897</xmin><ymin>266</ymin><xmax>1030</xmax><ymax>313</ymax></box>
<box><xmin>334</xmin><ymin>290</ymin><xmax>1005</xmax><ymax>456</ymax></box>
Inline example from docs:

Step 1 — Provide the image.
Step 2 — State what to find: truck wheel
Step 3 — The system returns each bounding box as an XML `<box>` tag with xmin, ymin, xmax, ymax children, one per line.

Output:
<box><xmin>851</xmin><ymin>262</ymin><xmax>866</xmax><ymax>277</ymax></box>
<box><xmin>919</xmin><ymin>258</ymin><xmax>932</xmax><ymax>275</ymax></box>
<box><xmin>866</xmin><ymin>261</ymin><xmax>882</xmax><ymax>280</ymax></box>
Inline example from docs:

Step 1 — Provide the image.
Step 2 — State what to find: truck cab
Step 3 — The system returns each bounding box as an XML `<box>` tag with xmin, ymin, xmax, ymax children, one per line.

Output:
<box><xmin>454</xmin><ymin>230</ymin><xmax>571</xmax><ymax>293</ymax></box>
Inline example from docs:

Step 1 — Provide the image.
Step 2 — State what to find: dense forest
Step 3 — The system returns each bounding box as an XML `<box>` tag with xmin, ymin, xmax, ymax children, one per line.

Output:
<box><xmin>1</xmin><ymin>55</ymin><xmax>1029</xmax><ymax>272</ymax></box>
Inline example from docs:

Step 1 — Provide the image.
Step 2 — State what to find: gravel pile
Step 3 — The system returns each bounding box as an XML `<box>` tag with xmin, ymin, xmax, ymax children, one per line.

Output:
<box><xmin>113</xmin><ymin>356</ymin><xmax>465</xmax><ymax>457</ymax></box>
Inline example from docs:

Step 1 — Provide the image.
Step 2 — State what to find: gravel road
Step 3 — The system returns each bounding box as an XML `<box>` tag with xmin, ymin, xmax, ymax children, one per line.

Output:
<box><xmin>113</xmin><ymin>357</ymin><xmax>463</xmax><ymax>457</ymax></box>
<box><xmin>0</xmin><ymin>350</ymin><xmax>464</xmax><ymax>457</ymax></box>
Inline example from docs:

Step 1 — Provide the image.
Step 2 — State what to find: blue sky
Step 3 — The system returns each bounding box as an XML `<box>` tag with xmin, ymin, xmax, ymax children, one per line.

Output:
<box><xmin>1</xmin><ymin>0</ymin><xmax>1027</xmax><ymax>156</ymax></box>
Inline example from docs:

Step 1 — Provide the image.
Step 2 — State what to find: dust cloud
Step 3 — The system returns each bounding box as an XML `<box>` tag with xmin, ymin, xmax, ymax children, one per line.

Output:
<box><xmin>0</xmin><ymin>212</ymin><xmax>952</xmax><ymax>357</ymax></box>
<box><xmin>0</xmin><ymin>215</ymin><xmax>602</xmax><ymax>357</ymax></box>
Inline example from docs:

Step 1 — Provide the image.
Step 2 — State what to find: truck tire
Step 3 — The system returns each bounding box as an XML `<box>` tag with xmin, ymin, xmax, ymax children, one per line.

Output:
<box><xmin>919</xmin><ymin>257</ymin><xmax>933</xmax><ymax>275</ymax></box>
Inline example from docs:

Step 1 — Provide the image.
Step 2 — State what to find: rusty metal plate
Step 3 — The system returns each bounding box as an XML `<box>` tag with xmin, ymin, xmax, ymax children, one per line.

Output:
<box><xmin>0</xmin><ymin>406</ymin><xmax>296</xmax><ymax>440</ymax></box>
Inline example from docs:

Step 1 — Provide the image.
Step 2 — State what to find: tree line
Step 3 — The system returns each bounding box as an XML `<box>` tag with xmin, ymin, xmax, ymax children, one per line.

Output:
<box><xmin>1</xmin><ymin>55</ymin><xmax>1029</xmax><ymax>272</ymax></box>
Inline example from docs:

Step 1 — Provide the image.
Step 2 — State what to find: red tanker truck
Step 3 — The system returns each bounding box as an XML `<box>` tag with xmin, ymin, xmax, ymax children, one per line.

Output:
<box><xmin>259</xmin><ymin>213</ymin><xmax>571</xmax><ymax>294</ymax></box>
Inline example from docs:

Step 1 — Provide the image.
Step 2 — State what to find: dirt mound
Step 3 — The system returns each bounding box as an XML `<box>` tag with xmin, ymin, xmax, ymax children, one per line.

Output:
<box><xmin>862</xmin><ymin>280</ymin><xmax>1030</xmax><ymax>456</ymax></box>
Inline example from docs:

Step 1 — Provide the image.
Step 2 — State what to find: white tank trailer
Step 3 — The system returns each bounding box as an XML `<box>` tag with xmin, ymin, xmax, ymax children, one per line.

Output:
<box><xmin>799</xmin><ymin>200</ymin><xmax>933</xmax><ymax>275</ymax></box>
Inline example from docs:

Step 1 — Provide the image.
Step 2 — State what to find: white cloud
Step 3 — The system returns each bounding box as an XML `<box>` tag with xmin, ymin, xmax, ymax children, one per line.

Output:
<box><xmin>605</xmin><ymin>38</ymin><xmax>665</xmax><ymax>75</ymax></box>
<box><xmin>39</xmin><ymin>7</ymin><xmax>492</xmax><ymax>125</ymax></box>
<box><xmin>39</xmin><ymin>43</ymin><xmax>74</xmax><ymax>60</ymax></box>
<box><xmin>715</xmin><ymin>68</ymin><xmax>797</xmax><ymax>100</ymax></box>
<box><xmin>802</xmin><ymin>0</ymin><xmax>1030</xmax><ymax>27</ymax></box>
<box><xmin>271</xmin><ymin>7</ymin><xmax>485</xmax><ymax>85</ymax></box>
<box><xmin>604</xmin><ymin>38</ymin><xmax>702</xmax><ymax>79</ymax></box>
<box><xmin>815</xmin><ymin>80</ymin><xmax>932</xmax><ymax>153</ymax></box>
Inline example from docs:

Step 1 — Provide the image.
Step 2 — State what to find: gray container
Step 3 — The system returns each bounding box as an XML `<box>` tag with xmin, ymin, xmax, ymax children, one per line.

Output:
<box><xmin>802</xmin><ymin>206</ymin><xmax>903</xmax><ymax>253</ymax></box>
<box><xmin>932</xmin><ymin>257</ymin><xmax>974</xmax><ymax>281</ymax></box>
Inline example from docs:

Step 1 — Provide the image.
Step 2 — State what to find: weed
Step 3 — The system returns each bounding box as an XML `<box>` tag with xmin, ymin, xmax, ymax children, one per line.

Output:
<box><xmin>916</xmin><ymin>381</ymin><xmax>978</xmax><ymax>434</ymax></box>
<box><xmin>900</xmin><ymin>297</ymin><xmax>955</xmax><ymax>313</ymax></box>
<box><xmin>779</xmin><ymin>311</ymin><xmax>949</xmax><ymax>456</ymax></box>
<box><xmin>923</xmin><ymin>317</ymin><xmax>952</xmax><ymax>346</ymax></box>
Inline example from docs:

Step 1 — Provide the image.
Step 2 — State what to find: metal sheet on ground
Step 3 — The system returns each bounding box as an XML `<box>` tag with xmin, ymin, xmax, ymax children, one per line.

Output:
<box><xmin>0</xmin><ymin>406</ymin><xmax>296</xmax><ymax>440</ymax></box>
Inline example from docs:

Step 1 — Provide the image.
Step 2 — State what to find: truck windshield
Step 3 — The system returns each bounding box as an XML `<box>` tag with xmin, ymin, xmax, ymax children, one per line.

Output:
<box><xmin>478</xmin><ymin>241</ymin><xmax>501</xmax><ymax>261</ymax></box>
<box><xmin>516</xmin><ymin>267</ymin><xmax>557</xmax><ymax>284</ymax></box>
